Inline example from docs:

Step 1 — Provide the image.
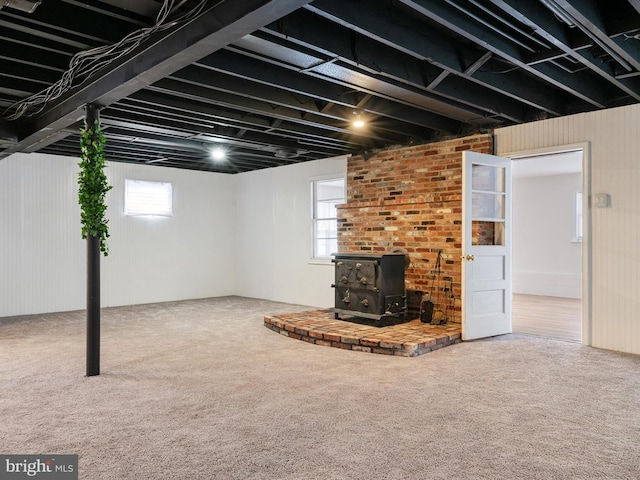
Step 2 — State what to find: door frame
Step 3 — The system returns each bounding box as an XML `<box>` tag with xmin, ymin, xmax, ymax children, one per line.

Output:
<box><xmin>500</xmin><ymin>143</ymin><xmax>592</xmax><ymax>346</ymax></box>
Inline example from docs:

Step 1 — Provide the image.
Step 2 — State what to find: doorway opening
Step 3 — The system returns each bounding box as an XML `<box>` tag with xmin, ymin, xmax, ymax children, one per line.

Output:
<box><xmin>510</xmin><ymin>149</ymin><xmax>584</xmax><ymax>343</ymax></box>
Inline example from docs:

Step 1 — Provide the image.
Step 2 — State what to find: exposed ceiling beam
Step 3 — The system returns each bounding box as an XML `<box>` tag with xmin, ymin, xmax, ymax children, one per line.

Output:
<box><xmin>0</xmin><ymin>0</ymin><xmax>314</xmax><ymax>160</ymax></box>
<box><xmin>552</xmin><ymin>0</ymin><xmax>640</xmax><ymax>73</ymax></box>
<box><xmin>178</xmin><ymin>59</ymin><xmax>458</xmax><ymax>136</ymax></box>
<box><xmin>0</xmin><ymin>119</ymin><xmax>17</xmax><ymax>147</ymax></box>
<box><xmin>0</xmin><ymin>37</ymin><xmax>71</xmax><ymax>72</ymax></box>
<box><xmin>395</xmin><ymin>0</ymin><xmax>608</xmax><ymax>108</ymax></box>
<box><xmin>103</xmin><ymin>103</ymin><xmax>345</xmax><ymax>155</ymax></box>
<box><xmin>109</xmin><ymin>96</ymin><xmax>351</xmax><ymax>154</ymax></box>
<box><xmin>93</xmin><ymin>0</ymin><xmax>161</xmax><ymax>18</ymax></box>
<box><xmin>148</xmin><ymin>77</ymin><xmax>409</xmax><ymax>145</ymax></box>
<box><xmin>489</xmin><ymin>0</ymin><xmax>640</xmax><ymax>101</ymax></box>
<box><xmin>37</xmin><ymin>135</ymin><xmax>269</xmax><ymax>174</ymax></box>
<box><xmin>294</xmin><ymin>2</ymin><xmax>561</xmax><ymax>118</ymax></box>
<box><xmin>123</xmin><ymin>90</ymin><xmax>376</xmax><ymax>151</ymax></box>
<box><xmin>246</xmin><ymin>26</ymin><xmax>468</xmax><ymax>118</ymax></box>
<box><xmin>0</xmin><ymin>61</ymin><xmax>65</xmax><ymax>86</ymax></box>
<box><xmin>9</xmin><ymin>0</ymin><xmax>142</xmax><ymax>44</ymax></box>
<box><xmin>2</xmin><ymin>0</ymin><xmax>638</xmax><ymax>173</ymax></box>
<box><xmin>100</xmin><ymin>113</ymin><xmax>342</xmax><ymax>158</ymax></box>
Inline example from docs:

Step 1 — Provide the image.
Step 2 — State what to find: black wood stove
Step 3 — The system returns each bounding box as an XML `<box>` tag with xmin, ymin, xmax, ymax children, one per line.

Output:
<box><xmin>332</xmin><ymin>253</ymin><xmax>407</xmax><ymax>325</ymax></box>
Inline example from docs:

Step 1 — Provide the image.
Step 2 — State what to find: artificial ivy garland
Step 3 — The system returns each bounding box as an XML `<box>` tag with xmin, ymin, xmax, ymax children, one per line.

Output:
<box><xmin>78</xmin><ymin>119</ymin><xmax>112</xmax><ymax>256</ymax></box>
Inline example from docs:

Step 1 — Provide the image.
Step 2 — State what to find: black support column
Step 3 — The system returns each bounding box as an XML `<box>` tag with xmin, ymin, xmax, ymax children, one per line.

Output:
<box><xmin>85</xmin><ymin>103</ymin><xmax>100</xmax><ymax>377</ymax></box>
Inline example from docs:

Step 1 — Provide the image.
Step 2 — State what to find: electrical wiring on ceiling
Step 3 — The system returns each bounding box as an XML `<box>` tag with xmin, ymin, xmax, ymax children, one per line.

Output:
<box><xmin>2</xmin><ymin>0</ymin><xmax>211</xmax><ymax>121</ymax></box>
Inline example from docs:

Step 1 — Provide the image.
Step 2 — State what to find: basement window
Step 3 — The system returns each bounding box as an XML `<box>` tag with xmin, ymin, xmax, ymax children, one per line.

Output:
<box><xmin>312</xmin><ymin>177</ymin><xmax>345</xmax><ymax>259</ymax></box>
<box><xmin>125</xmin><ymin>179</ymin><xmax>173</xmax><ymax>217</ymax></box>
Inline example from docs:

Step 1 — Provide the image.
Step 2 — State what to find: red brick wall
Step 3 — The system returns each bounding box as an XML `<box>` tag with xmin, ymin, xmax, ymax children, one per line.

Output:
<box><xmin>337</xmin><ymin>134</ymin><xmax>493</xmax><ymax>322</ymax></box>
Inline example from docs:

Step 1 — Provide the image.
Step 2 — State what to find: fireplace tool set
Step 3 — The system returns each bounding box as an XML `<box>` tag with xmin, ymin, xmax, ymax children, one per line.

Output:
<box><xmin>420</xmin><ymin>251</ymin><xmax>455</xmax><ymax>325</ymax></box>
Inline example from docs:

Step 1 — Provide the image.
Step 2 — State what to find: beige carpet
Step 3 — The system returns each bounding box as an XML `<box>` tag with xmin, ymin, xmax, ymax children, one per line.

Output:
<box><xmin>1</xmin><ymin>296</ymin><xmax>639</xmax><ymax>479</ymax></box>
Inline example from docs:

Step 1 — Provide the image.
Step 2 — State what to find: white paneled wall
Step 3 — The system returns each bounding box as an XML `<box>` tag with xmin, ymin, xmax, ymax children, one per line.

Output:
<box><xmin>103</xmin><ymin>162</ymin><xmax>235</xmax><ymax>307</ymax></box>
<box><xmin>496</xmin><ymin>104</ymin><xmax>640</xmax><ymax>355</ymax></box>
<box><xmin>0</xmin><ymin>154</ymin><xmax>84</xmax><ymax>316</ymax></box>
<box><xmin>0</xmin><ymin>153</ymin><xmax>235</xmax><ymax>317</ymax></box>
<box><xmin>1</xmin><ymin>152</ymin><xmax>347</xmax><ymax>318</ymax></box>
<box><xmin>234</xmin><ymin>156</ymin><xmax>348</xmax><ymax>308</ymax></box>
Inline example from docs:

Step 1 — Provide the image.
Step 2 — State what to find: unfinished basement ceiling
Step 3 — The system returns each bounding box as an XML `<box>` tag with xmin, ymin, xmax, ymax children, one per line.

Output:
<box><xmin>1</xmin><ymin>0</ymin><xmax>640</xmax><ymax>173</ymax></box>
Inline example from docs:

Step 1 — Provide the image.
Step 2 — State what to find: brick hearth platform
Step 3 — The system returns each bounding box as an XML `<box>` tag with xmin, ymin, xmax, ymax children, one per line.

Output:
<box><xmin>264</xmin><ymin>309</ymin><xmax>461</xmax><ymax>357</ymax></box>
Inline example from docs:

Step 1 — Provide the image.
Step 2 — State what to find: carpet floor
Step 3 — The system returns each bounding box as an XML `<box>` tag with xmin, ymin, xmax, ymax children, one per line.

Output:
<box><xmin>1</xmin><ymin>296</ymin><xmax>639</xmax><ymax>479</ymax></box>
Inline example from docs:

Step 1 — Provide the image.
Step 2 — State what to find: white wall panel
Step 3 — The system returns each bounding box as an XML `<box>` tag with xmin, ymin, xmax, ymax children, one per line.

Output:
<box><xmin>102</xmin><ymin>162</ymin><xmax>235</xmax><ymax>307</ymax></box>
<box><xmin>496</xmin><ymin>104</ymin><xmax>640</xmax><ymax>354</ymax></box>
<box><xmin>1</xmin><ymin>151</ymin><xmax>346</xmax><ymax>317</ymax></box>
<box><xmin>0</xmin><ymin>153</ymin><xmax>235</xmax><ymax>317</ymax></box>
<box><xmin>234</xmin><ymin>156</ymin><xmax>348</xmax><ymax>308</ymax></box>
<box><xmin>0</xmin><ymin>154</ymin><xmax>84</xmax><ymax>317</ymax></box>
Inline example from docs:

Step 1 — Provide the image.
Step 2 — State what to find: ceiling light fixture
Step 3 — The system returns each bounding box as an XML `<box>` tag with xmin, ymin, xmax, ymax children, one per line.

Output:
<box><xmin>274</xmin><ymin>147</ymin><xmax>299</xmax><ymax>159</ymax></box>
<box><xmin>352</xmin><ymin>110</ymin><xmax>365</xmax><ymax>128</ymax></box>
<box><xmin>0</xmin><ymin>0</ymin><xmax>41</xmax><ymax>13</ymax></box>
<box><xmin>210</xmin><ymin>146</ymin><xmax>226</xmax><ymax>161</ymax></box>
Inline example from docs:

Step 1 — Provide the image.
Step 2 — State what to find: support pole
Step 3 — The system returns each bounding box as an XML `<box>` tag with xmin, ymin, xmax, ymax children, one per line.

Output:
<box><xmin>85</xmin><ymin>104</ymin><xmax>100</xmax><ymax>377</ymax></box>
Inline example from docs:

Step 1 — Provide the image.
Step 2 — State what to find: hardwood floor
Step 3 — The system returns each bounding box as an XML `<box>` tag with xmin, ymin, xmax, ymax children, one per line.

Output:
<box><xmin>512</xmin><ymin>294</ymin><xmax>582</xmax><ymax>343</ymax></box>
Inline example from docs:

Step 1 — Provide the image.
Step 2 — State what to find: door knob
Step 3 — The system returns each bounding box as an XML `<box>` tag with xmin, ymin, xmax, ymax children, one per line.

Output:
<box><xmin>462</xmin><ymin>254</ymin><xmax>475</xmax><ymax>261</ymax></box>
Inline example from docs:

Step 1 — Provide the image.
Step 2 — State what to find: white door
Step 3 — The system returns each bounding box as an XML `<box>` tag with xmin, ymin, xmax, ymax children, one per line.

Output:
<box><xmin>462</xmin><ymin>151</ymin><xmax>512</xmax><ymax>340</ymax></box>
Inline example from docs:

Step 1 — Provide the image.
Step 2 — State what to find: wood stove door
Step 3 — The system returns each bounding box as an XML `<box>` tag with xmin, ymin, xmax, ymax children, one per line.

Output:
<box><xmin>334</xmin><ymin>259</ymin><xmax>381</xmax><ymax>316</ymax></box>
<box><xmin>462</xmin><ymin>151</ymin><xmax>512</xmax><ymax>341</ymax></box>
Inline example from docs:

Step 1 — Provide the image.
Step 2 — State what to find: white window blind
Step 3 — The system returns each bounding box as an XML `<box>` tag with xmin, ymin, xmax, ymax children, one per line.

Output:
<box><xmin>125</xmin><ymin>179</ymin><xmax>173</xmax><ymax>216</ymax></box>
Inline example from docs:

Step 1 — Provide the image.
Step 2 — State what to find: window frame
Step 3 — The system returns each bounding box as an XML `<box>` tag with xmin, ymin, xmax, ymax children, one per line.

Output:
<box><xmin>310</xmin><ymin>176</ymin><xmax>345</xmax><ymax>263</ymax></box>
<box><xmin>124</xmin><ymin>179</ymin><xmax>173</xmax><ymax>217</ymax></box>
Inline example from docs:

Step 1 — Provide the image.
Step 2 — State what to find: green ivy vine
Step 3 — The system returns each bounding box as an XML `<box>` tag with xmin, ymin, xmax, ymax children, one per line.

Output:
<box><xmin>78</xmin><ymin>119</ymin><xmax>112</xmax><ymax>256</ymax></box>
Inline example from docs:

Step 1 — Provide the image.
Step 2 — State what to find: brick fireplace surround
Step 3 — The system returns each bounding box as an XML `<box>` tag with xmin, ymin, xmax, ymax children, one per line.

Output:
<box><xmin>265</xmin><ymin>133</ymin><xmax>493</xmax><ymax>356</ymax></box>
<box><xmin>338</xmin><ymin>133</ymin><xmax>493</xmax><ymax>309</ymax></box>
